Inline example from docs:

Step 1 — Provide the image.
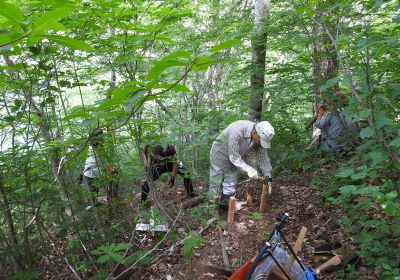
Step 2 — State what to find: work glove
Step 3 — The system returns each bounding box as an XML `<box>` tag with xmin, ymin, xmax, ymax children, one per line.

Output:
<box><xmin>169</xmin><ymin>177</ymin><xmax>175</xmax><ymax>187</ymax></box>
<box><xmin>247</xmin><ymin>168</ymin><xmax>258</xmax><ymax>179</ymax></box>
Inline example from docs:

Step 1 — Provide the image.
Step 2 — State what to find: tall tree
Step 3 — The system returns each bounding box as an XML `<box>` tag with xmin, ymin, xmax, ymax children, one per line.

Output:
<box><xmin>249</xmin><ymin>0</ymin><xmax>270</xmax><ymax>122</ymax></box>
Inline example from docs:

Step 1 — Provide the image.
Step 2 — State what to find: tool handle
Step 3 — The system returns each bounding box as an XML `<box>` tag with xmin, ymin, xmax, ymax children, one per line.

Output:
<box><xmin>315</xmin><ymin>255</ymin><xmax>342</xmax><ymax>275</ymax></box>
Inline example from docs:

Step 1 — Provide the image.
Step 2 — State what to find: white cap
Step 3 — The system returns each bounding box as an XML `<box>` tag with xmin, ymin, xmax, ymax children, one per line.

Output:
<box><xmin>255</xmin><ymin>121</ymin><xmax>275</xmax><ymax>148</ymax></box>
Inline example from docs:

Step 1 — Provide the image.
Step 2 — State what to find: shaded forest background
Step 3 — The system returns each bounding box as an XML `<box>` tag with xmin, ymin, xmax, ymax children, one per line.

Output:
<box><xmin>0</xmin><ymin>0</ymin><xmax>399</xmax><ymax>279</ymax></box>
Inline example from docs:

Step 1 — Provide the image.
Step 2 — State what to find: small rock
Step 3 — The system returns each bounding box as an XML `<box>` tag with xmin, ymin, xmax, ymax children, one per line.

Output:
<box><xmin>313</xmin><ymin>239</ymin><xmax>326</xmax><ymax>247</ymax></box>
<box><xmin>359</xmin><ymin>267</ymin><xmax>367</xmax><ymax>274</ymax></box>
<box><xmin>374</xmin><ymin>266</ymin><xmax>383</xmax><ymax>276</ymax></box>
<box><xmin>231</xmin><ymin>258</ymin><xmax>239</xmax><ymax>266</ymax></box>
<box><xmin>306</xmin><ymin>204</ymin><xmax>313</xmax><ymax>211</ymax></box>
<box><xmin>235</xmin><ymin>222</ymin><xmax>249</xmax><ymax>235</ymax></box>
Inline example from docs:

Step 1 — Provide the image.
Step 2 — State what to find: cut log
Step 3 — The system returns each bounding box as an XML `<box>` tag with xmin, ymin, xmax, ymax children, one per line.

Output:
<box><xmin>315</xmin><ymin>255</ymin><xmax>342</xmax><ymax>275</ymax></box>
<box><xmin>180</xmin><ymin>195</ymin><xmax>205</xmax><ymax>209</ymax></box>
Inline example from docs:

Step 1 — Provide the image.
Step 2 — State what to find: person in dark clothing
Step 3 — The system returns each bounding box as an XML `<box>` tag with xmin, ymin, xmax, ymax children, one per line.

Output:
<box><xmin>141</xmin><ymin>144</ymin><xmax>197</xmax><ymax>203</ymax></box>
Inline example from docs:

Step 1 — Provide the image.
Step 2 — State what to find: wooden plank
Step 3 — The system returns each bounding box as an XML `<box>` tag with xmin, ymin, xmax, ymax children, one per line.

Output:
<box><xmin>285</xmin><ymin>226</ymin><xmax>308</xmax><ymax>274</ymax></box>
<box><xmin>217</xmin><ymin>225</ymin><xmax>231</xmax><ymax>273</ymax></box>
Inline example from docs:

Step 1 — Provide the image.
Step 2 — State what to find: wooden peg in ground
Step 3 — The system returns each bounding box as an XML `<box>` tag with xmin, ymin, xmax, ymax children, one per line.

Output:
<box><xmin>285</xmin><ymin>226</ymin><xmax>308</xmax><ymax>275</ymax></box>
<box><xmin>214</xmin><ymin>195</ymin><xmax>220</xmax><ymax>215</ymax></box>
<box><xmin>176</xmin><ymin>191</ymin><xmax>182</xmax><ymax>204</ymax></box>
<box><xmin>227</xmin><ymin>196</ymin><xmax>236</xmax><ymax>224</ymax></box>
<box><xmin>246</xmin><ymin>192</ymin><xmax>253</xmax><ymax>207</ymax></box>
<box><xmin>246</xmin><ymin>184</ymin><xmax>254</xmax><ymax>207</ymax></box>
<box><xmin>259</xmin><ymin>184</ymin><xmax>268</xmax><ymax>213</ymax></box>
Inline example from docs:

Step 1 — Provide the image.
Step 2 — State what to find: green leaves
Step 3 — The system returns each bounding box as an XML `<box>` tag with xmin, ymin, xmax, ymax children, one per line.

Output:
<box><xmin>360</xmin><ymin>127</ymin><xmax>375</xmax><ymax>139</ymax></box>
<box><xmin>336</xmin><ymin>168</ymin><xmax>354</xmax><ymax>178</ymax></box>
<box><xmin>210</xmin><ymin>39</ymin><xmax>242</xmax><ymax>53</ymax></box>
<box><xmin>0</xmin><ymin>2</ymin><xmax>24</xmax><ymax>27</ymax></box>
<box><xmin>45</xmin><ymin>35</ymin><xmax>94</xmax><ymax>51</ymax></box>
<box><xmin>92</xmin><ymin>243</ymin><xmax>132</xmax><ymax>264</ymax></box>
<box><xmin>389</xmin><ymin>138</ymin><xmax>400</xmax><ymax>147</ymax></box>
<box><xmin>9</xmin><ymin>270</ymin><xmax>39</xmax><ymax>280</ymax></box>
<box><xmin>339</xmin><ymin>185</ymin><xmax>356</xmax><ymax>195</ymax></box>
<box><xmin>124</xmin><ymin>250</ymin><xmax>152</xmax><ymax>266</ymax></box>
<box><xmin>182</xmin><ymin>232</ymin><xmax>204</xmax><ymax>259</ymax></box>
<box><xmin>249</xmin><ymin>212</ymin><xmax>262</xmax><ymax>220</ymax></box>
<box><xmin>320</xmin><ymin>77</ymin><xmax>339</xmax><ymax>92</ymax></box>
<box><xmin>31</xmin><ymin>8</ymin><xmax>73</xmax><ymax>35</ymax></box>
<box><xmin>147</xmin><ymin>59</ymin><xmax>187</xmax><ymax>80</ymax></box>
<box><xmin>147</xmin><ymin>51</ymin><xmax>191</xmax><ymax>80</ymax></box>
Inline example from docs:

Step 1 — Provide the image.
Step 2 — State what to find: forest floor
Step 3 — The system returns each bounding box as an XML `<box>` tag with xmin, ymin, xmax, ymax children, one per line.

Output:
<box><xmin>32</xmin><ymin>163</ymin><xmax>377</xmax><ymax>280</ymax></box>
<box><xmin>133</xmin><ymin>166</ymin><xmax>372</xmax><ymax>280</ymax></box>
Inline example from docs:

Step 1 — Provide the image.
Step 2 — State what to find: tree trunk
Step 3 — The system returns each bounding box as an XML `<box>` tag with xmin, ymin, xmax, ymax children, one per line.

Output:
<box><xmin>249</xmin><ymin>0</ymin><xmax>270</xmax><ymax>122</ymax></box>
<box><xmin>311</xmin><ymin>6</ymin><xmax>339</xmax><ymax>116</ymax></box>
<box><xmin>0</xmin><ymin>179</ymin><xmax>23</xmax><ymax>273</ymax></box>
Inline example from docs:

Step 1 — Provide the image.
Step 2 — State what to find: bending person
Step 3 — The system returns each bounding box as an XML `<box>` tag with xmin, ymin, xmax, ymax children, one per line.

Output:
<box><xmin>141</xmin><ymin>144</ymin><xmax>196</xmax><ymax>203</ymax></box>
<box><xmin>209</xmin><ymin>120</ymin><xmax>275</xmax><ymax>210</ymax></box>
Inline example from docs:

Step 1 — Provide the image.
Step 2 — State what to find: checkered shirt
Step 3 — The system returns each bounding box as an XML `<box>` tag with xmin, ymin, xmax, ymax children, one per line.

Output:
<box><xmin>210</xmin><ymin>120</ymin><xmax>272</xmax><ymax>177</ymax></box>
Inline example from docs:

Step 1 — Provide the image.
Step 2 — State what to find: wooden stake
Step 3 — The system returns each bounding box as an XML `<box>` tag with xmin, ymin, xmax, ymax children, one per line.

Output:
<box><xmin>227</xmin><ymin>196</ymin><xmax>236</xmax><ymax>224</ymax></box>
<box><xmin>285</xmin><ymin>226</ymin><xmax>308</xmax><ymax>274</ymax></box>
<box><xmin>214</xmin><ymin>196</ymin><xmax>220</xmax><ymax>215</ymax></box>
<box><xmin>246</xmin><ymin>184</ymin><xmax>254</xmax><ymax>207</ymax></box>
<box><xmin>259</xmin><ymin>184</ymin><xmax>268</xmax><ymax>213</ymax></box>
<box><xmin>176</xmin><ymin>191</ymin><xmax>182</xmax><ymax>204</ymax></box>
<box><xmin>246</xmin><ymin>193</ymin><xmax>252</xmax><ymax>207</ymax></box>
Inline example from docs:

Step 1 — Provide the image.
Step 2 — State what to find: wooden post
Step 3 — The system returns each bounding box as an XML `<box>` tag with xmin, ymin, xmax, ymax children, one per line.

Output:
<box><xmin>259</xmin><ymin>184</ymin><xmax>268</xmax><ymax>213</ymax></box>
<box><xmin>176</xmin><ymin>191</ymin><xmax>182</xmax><ymax>204</ymax></box>
<box><xmin>246</xmin><ymin>191</ymin><xmax>253</xmax><ymax>207</ymax></box>
<box><xmin>285</xmin><ymin>226</ymin><xmax>308</xmax><ymax>274</ymax></box>
<box><xmin>246</xmin><ymin>184</ymin><xmax>254</xmax><ymax>207</ymax></box>
<box><xmin>227</xmin><ymin>196</ymin><xmax>236</xmax><ymax>224</ymax></box>
<box><xmin>214</xmin><ymin>196</ymin><xmax>220</xmax><ymax>215</ymax></box>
